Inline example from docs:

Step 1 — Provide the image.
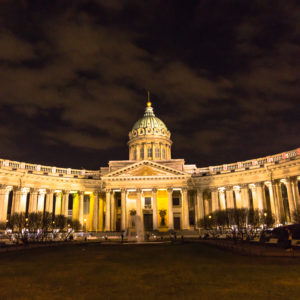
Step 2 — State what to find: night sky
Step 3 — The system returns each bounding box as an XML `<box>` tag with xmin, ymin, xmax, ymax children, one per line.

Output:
<box><xmin>0</xmin><ymin>0</ymin><xmax>299</xmax><ymax>170</ymax></box>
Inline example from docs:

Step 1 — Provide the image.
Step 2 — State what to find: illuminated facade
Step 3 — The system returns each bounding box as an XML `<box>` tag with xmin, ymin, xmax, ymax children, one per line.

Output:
<box><xmin>0</xmin><ymin>98</ymin><xmax>299</xmax><ymax>232</ymax></box>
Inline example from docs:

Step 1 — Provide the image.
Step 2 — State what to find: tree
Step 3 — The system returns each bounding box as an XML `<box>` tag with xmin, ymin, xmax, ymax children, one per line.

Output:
<box><xmin>9</xmin><ymin>213</ymin><xmax>26</xmax><ymax>233</ymax></box>
<box><xmin>42</xmin><ymin>212</ymin><xmax>53</xmax><ymax>232</ymax></box>
<box><xmin>214</xmin><ymin>210</ymin><xmax>228</xmax><ymax>230</ymax></box>
<box><xmin>28</xmin><ymin>212</ymin><xmax>43</xmax><ymax>232</ymax></box>
<box><xmin>233</xmin><ymin>208</ymin><xmax>248</xmax><ymax>230</ymax></box>
<box><xmin>198</xmin><ymin>216</ymin><xmax>214</xmax><ymax>230</ymax></box>
<box><xmin>70</xmin><ymin>219</ymin><xmax>81</xmax><ymax>232</ymax></box>
<box><xmin>54</xmin><ymin>215</ymin><xmax>67</xmax><ymax>231</ymax></box>
<box><xmin>260</xmin><ymin>210</ymin><xmax>275</xmax><ymax>228</ymax></box>
<box><xmin>248</xmin><ymin>209</ymin><xmax>261</xmax><ymax>228</ymax></box>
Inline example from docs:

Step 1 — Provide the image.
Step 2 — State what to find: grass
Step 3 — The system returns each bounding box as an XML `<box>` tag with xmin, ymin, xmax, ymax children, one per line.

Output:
<box><xmin>0</xmin><ymin>242</ymin><xmax>300</xmax><ymax>299</ymax></box>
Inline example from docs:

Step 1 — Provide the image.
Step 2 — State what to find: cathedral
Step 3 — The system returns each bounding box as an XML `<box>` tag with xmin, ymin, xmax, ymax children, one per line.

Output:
<box><xmin>0</xmin><ymin>97</ymin><xmax>299</xmax><ymax>232</ymax></box>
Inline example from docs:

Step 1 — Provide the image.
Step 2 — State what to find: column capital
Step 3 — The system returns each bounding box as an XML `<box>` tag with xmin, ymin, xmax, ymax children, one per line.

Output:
<box><xmin>181</xmin><ymin>187</ymin><xmax>188</xmax><ymax>193</ymax></box>
<box><xmin>225</xmin><ymin>186</ymin><xmax>233</xmax><ymax>190</ymax></box>
<box><xmin>105</xmin><ymin>189</ymin><xmax>111</xmax><ymax>193</ymax></box>
<box><xmin>255</xmin><ymin>182</ymin><xmax>263</xmax><ymax>187</ymax></box>
<box><xmin>152</xmin><ymin>188</ymin><xmax>157</xmax><ymax>193</ymax></box>
<box><xmin>46</xmin><ymin>189</ymin><xmax>55</xmax><ymax>194</ymax></box>
<box><xmin>62</xmin><ymin>190</ymin><xmax>70</xmax><ymax>195</ymax></box>
<box><xmin>136</xmin><ymin>188</ymin><xmax>142</xmax><ymax>193</ymax></box>
<box><xmin>167</xmin><ymin>187</ymin><xmax>173</xmax><ymax>193</ymax></box>
<box><xmin>121</xmin><ymin>188</ymin><xmax>126</xmax><ymax>193</ymax></box>
<box><xmin>240</xmin><ymin>184</ymin><xmax>249</xmax><ymax>189</ymax></box>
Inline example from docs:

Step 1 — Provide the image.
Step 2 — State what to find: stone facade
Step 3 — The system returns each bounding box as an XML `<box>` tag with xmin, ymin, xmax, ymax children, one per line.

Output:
<box><xmin>0</xmin><ymin>101</ymin><xmax>299</xmax><ymax>231</ymax></box>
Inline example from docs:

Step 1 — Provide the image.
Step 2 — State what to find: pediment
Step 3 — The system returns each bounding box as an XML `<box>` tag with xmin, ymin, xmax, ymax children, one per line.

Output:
<box><xmin>104</xmin><ymin>160</ymin><xmax>188</xmax><ymax>178</ymax></box>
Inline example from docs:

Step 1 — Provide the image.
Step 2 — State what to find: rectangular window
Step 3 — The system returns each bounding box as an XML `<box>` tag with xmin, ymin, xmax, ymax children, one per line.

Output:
<box><xmin>155</xmin><ymin>148</ymin><xmax>160</xmax><ymax>158</ymax></box>
<box><xmin>162</xmin><ymin>149</ymin><xmax>166</xmax><ymax>159</ymax></box>
<box><xmin>144</xmin><ymin>197</ymin><xmax>151</xmax><ymax>208</ymax></box>
<box><xmin>133</xmin><ymin>150</ymin><xmax>137</xmax><ymax>160</ymax></box>
<box><xmin>148</xmin><ymin>148</ymin><xmax>152</xmax><ymax>158</ymax></box>
<box><xmin>172</xmin><ymin>197</ymin><xmax>180</xmax><ymax>206</ymax></box>
<box><xmin>140</xmin><ymin>148</ymin><xmax>144</xmax><ymax>159</ymax></box>
<box><xmin>117</xmin><ymin>199</ymin><xmax>121</xmax><ymax>207</ymax></box>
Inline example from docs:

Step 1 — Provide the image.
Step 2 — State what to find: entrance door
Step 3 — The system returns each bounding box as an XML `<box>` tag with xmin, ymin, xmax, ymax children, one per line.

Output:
<box><xmin>144</xmin><ymin>214</ymin><xmax>153</xmax><ymax>231</ymax></box>
<box><xmin>174</xmin><ymin>216</ymin><xmax>181</xmax><ymax>230</ymax></box>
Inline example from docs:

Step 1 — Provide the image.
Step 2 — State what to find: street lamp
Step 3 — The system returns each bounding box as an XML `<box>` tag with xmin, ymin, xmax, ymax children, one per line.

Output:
<box><xmin>208</xmin><ymin>215</ymin><xmax>212</xmax><ymax>219</ymax></box>
<box><xmin>84</xmin><ymin>218</ymin><xmax>87</xmax><ymax>232</ymax></box>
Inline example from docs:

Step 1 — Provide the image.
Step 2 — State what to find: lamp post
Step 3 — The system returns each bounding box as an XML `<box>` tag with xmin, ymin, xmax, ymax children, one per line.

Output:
<box><xmin>84</xmin><ymin>218</ymin><xmax>87</xmax><ymax>233</ymax></box>
<box><xmin>264</xmin><ymin>212</ymin><xmax>267</xmax><ymax>229</ymax></box>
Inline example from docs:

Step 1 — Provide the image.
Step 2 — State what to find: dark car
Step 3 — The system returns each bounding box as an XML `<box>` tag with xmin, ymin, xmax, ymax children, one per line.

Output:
<box><xmin>271</xmin><ymin>224</ymin><xmax>300</xmax><ymax>247</ymax></box>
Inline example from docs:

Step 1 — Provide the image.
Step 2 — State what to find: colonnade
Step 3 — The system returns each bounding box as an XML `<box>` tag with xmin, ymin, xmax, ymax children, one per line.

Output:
<box><xmin>0</xmin><ymin>175</ymin><xmax>299</xmax><ymax>230</ymax></box>
<box><xmin>129</xmin><ymin>142</ymin><xmax>171</xmax><ymax>161</ymax></box>
<box><xmin>200</xmin><ymin>176</ymin><xmax>300</xmax><ymax>224</ymax></box>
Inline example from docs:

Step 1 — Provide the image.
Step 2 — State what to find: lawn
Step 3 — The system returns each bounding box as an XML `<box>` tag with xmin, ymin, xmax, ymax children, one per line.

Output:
<box><xmin>0</xmin><ymin>242</ymin><xmax>299</xmax><ymax>299</ymax></box>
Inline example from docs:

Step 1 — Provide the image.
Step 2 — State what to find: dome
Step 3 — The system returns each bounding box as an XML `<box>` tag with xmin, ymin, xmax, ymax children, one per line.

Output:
<box><xmin>132</xmin><ymin>106</ymin><xmax>168</xmax><ymax>131</ymax></box>
<box><xmin>128</xmin><ymin>95</ymin><xmax>172</xmax><ymax>161</ymax></box>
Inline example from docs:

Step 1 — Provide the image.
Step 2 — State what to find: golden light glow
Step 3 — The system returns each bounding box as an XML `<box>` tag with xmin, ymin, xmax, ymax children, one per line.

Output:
<box><xmin>147</xmin><ymin>90</ymin><xmax>152</xmax><ymax>107</ymax></box>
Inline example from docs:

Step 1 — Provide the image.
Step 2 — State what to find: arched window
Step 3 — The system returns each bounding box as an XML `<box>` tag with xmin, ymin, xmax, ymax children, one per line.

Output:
<box><xmin>147</xmin><ymin>148</ymin><xmax>152</xmax><ymax>158</ymax></box>
<box><xmin>155</xmin><ymin>148</ymin><xmax>160</xmax><ymax>158</ymax></box>
<box><xmin>140</xmin><ymin>148</ymin><xmax>144</xmax><ymax>159</ymax></box>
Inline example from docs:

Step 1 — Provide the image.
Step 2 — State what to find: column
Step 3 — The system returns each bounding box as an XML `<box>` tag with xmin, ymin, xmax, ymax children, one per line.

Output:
<box><xmin>233</xmin><ymin>187</ymin><xmax>242</xmax><ymax>209</ymax></box>
<box><xmin>55</xmin><ymin>192</ymin><xmax>62</xmax><ymax>215</ymax></box>
<box><xmin>274</xmin><ymin>181</ymin><xmax>285</xmax><ymax>222</ymax></box>
<box><xmin>255</xmin><ymin>183</ymin><xmax>264</xmax><ymax>211</ymax></box>
<box><xmin>159</xmin><ymin>143</ymin><xmax>163</xmax><ymax>160</ymax></box>
<box><xmin>225</xmin><ymin>187</ymin><xmax>234</xmax><ymax>209</ymax></box>
<box><xmin>285</xmin><ymin>178</ymin><xmax>296</xmax><ymax>221</ymax></box>
<box><xmin>291</xmin><ymin>177</ymin><xmax>300</xmax><ymax>208</ymax></box>
<box><xmin>136</xmin><ymin>144</ymin><xmax>140</xmax><ymax>160</ymax></box>
<box><xmin>62</xmin><ymin>190</ymin><xmax>69</xmax><ymax>217</ymax></box>
<box><xmin>36</xmin><ymin>190</ymin><xmax>46</xmax><ymax>212</ymax></box>
<box><xmin>110</xmin><ymin>192</ymin><xmax>116</xmax><ymax>231</ymax></box>
<box><xmin>167</xmin><ymin>188</ymin><xmax>174</xmax><ymax>230</ymax></box>
<box><xmin>78</xmin><ymin>191</ymin><xmax>84</xmax><ymax>226</ymax></box>
<box><xmin>121</xmin><ymin>189</ymin><xmax>126</xmax><ymax>231</ymax></box>
<box><xmin>249</xmin><ymin>184</ymin><xmax>258</xmax><ymax>210</ymax></box>
<box><xmin>45</xmin><ymin>190</ymin><xmax>54</xmax><ymax>213</ymax></box>
<box><xmin>196</xmin><ymin>189</ymin><xmax>204</xmax><ymax>224</ymax></box>
<box><xmin>143</xmin><ymin>144</ymin><xmax>146</xmax><ymax>160</ymax></box>
<box><xmin>105</xmin><ymin>190</ymin><xmax>111</xmax><ymax>231</ymax></box>
<box><xmin>0</xmin><ymin>186</ymin><xmax>10</xmax><ymax>222</ymax></box>
<box><xmin>152</xmin><ymin>188</ymin><xmax>158</xmax><ymax>230</ymax></box>
<box><xmin>98</xmin><ymin>193</ymin><xmax>104</xmax><ymax>231</ymax></box>
<box><xmin>211</xmin><ymin>189</ymin><xmax>218</xmax><ymax>213</ymax></box>
<box><xmin>182</xmin><ymin>188</ymin><xmax>189</xmax><ymax>229</ymax></box>
<box><xmin>218</xmin><ymin>188</ymin><xmax>226</xmax><ymax>210</ymax></box>
<box><xmin>93</xmin><ymin>191</ymin><xmax>99</xmax><ymax>231</ymax></box>
<box><xmin>136</xmin><ymin>188</ymin><xmax>142</xmax><ymax>218</ymax></box>
<box><xmin>152</xmin><ymin>142</ymin><xmax>155</xmax><ymax>160</ymax></box>
<box><xmin>240</xmin><ymin>184</ymin><xmax>250</xmax><ymax>209</ymax></box>
<box><xmin>12</xmin><ymin>187</ymin><xmax>22</xmax><ymax>214</ymax></box>
<box><xmin>265</xmin><ymin>182</ymin><xmax>279</xmax><ymax>223</ymax></box>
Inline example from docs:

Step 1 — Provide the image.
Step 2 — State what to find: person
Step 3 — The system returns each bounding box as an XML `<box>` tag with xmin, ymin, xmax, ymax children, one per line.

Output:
<box><xmin>286</xmin><ymin>228</ymin><xmax>293</xmax><ymax>251</ymax></box>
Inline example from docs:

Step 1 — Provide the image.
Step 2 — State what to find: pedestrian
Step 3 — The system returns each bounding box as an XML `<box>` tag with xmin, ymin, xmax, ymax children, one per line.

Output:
<box><xmin>286</xmin><ymin>228</ymin><xmax>293</xmax><ymax>251</ymax></box>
